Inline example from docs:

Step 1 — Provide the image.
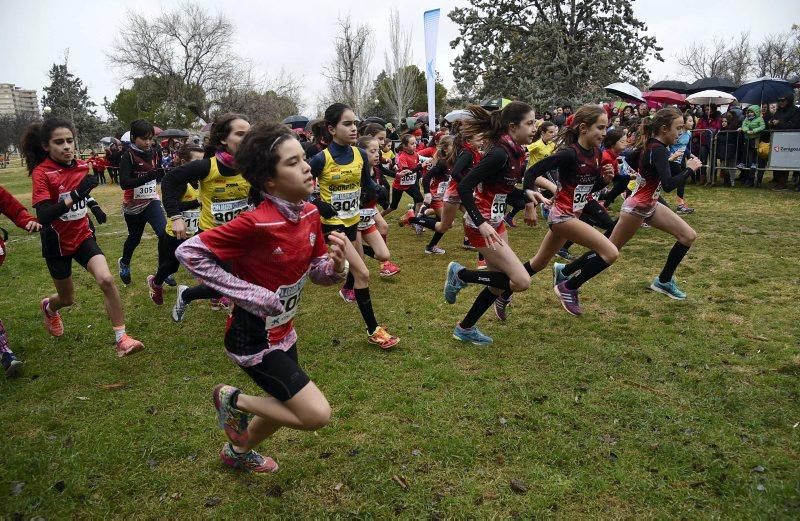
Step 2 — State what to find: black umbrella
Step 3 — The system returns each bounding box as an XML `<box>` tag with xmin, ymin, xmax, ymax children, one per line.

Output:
<box><xmin>686</xmin><ymin>77</ymin><xmax>737</xmax><ymax>94</ymax></box>
<box><xmin>282</xmin><ymin>115</ymin><xmax>309</xmax><ymax>130</ymax></box>
<box><xmin>649</xmin><ymin>80</ymin><xmax>690</xmax><ymax>94</ymax></box>
<box><xmin>157</xmin><ymin>128</ymin><xmax>190</xmax><ymax>138</ymax></box>
<box><xmin>363</xmin><ymin>116</ymin><xmax>386</xmax><ymax>126</ymax></box>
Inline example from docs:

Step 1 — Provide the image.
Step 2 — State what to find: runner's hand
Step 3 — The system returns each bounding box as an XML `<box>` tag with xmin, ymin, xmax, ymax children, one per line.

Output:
<box><xmin>398</xmin><ymin>169</ymin><xmax>411</xmax><ymax>178</ymax></box>
<box><xmin>601</xmin><ymin>163</ymin><xmax>615</xmax><ymax>183</ymax></box>
<box><xmin>172</xmin><ymin>217</ymin><xmax>187</xmax><ymax>240</ymax></box>
<box><xmin>668</xmin><ymin>150</ymin><xmax>683</xmax><ymax>161</ymax></box>
<box><xmin>423</xmin><ymin>193</ymin><xmax>432</xmax><ymax>205</ymax></box>
<box><xmin>327</xmin><ymin>231</ymin><xmax>347</xmax><ymax>273</ymax></box>
<box><xmin>478</xmin><ymin>221</ymin><xmax>503</xmax><ymax>250</ymax></box>
<box><xmin>531</xmin><ymin>191</ymin><xmax>551</xmax><ymax>206</ymax></box>
<box><xmin>25</xmin><ymin>220</ymin><xmax>42</xmax><ymax>232</ymax></box>
<box><xmin>687</xmin><ymin>156</ymin><xmax>702</xmax><ymax>171</ymax></box>
<box><xmin>524</xmin><ymin>202</ymin><xmax>539</xmax><ymax>227</ymax></box>
<box><xmin>90</xmin><ymin>205</ymin><xmax>107</xmax><ymax>224</ymax></box>
<box><xmin>75</xmin><ymin>175</ymin><xmax>98</xmax><ymax>198</ymax></box>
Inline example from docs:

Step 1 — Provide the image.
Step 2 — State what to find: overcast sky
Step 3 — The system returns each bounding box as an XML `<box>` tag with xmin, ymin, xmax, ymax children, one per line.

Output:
<box><xmin>1</xmin><ymin>0</ymin><xmax>798</xmax><ymax>118</ymax></box>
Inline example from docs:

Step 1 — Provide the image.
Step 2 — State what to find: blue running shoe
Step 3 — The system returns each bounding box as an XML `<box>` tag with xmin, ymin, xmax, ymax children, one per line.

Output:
<box><xmin>553</xmin><ymin>262</ymin><xmax>568</xmax><ymax>286</ymax></box>
<box><xmin>444</xmin><ymin>261</ymin><xmax>467</xmax><ymax>304</ymax></box>
<box><xmin>163</xmin><ymin>274</ymin><xmax>177</xmax><ymax>287</ymax></box>
<box><xmin>649</xmin><ymin>276</ymin><xmax>686</xmax><ymax>300</ymax></box>
<box><xmin>2</xmin><ymin>352</ymin><xmax>22</xmax><ymax>378</ymax></box>
<box><xmin>118</xmin><ymin>257</ymin><xmax>131</xmax><ymax>285</ymax></box>
<box><xmin>452</xmin><ymin>324</ymin><xmax>493</xmax><ymax>345</ymax></box>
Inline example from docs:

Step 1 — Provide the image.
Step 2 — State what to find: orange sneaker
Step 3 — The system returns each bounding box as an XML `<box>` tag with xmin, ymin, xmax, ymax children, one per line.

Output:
<box><xmin>476</xmin><ymin>259</ymin><xmax>487</xmax><ymax>270</ymax></box>
<box><xmin>368</xmin><ymin>326</ymin><xmax>399</xmax><ymax>350</ymax></box>
<box><xmin>116</xmin><ymin>334</ymin><xmax>144</xmax><ymax>357</ymax></box>
<box><xmin>398</xmin><ymin>210</ymin><xmax>414</xmax><ymax>227</ymax></box>
<box><xmin>379</xmin><ymin>261</ymin><xmax>401</xmax><ymax>277</ymax></box>
<box><xmin>40</xmin><ymin>298</ymin><xmax>64</xmax><ymax>337</ymax></box>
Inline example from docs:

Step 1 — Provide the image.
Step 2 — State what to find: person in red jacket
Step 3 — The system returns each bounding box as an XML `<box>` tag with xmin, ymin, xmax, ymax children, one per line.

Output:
<box><xmin>0</xmin><ymin>186</ymin><xmax>41</xmax><ymax>376</ymax></box>
<box><xmin>87</xmin><ymin>151</ymin><xmax>107</xmax><ymax>185</ymax></box>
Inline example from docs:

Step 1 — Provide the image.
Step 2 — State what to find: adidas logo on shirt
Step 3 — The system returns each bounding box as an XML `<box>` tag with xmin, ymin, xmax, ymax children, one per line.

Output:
<box><xmin>272</xmin><ymin>247</ymin><xmax>284</xmax><ymax>255</ymax></box>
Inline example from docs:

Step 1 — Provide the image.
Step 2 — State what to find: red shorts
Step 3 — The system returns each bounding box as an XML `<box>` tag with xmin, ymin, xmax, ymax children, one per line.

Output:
<box><xmin>359</xmin><ymin>224</ymin><xmax>378</xmax><ymax>235</ymax></box>
<box><xmin>429</xmin><ymin>199</ymin><xmax>444</xmax><ymax>212</ymax></box>
<box><xmin>463</xmin><ymin>221</ymin><xmax>506</xmax><ymax>249</ymax></box>
<box><xmin>443</xmin><ymin>182</ymin><xmax>461</xmax><ymax>204</ymax></box>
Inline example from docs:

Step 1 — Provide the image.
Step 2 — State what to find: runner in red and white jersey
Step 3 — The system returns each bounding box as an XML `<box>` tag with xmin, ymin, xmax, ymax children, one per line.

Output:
<box><xmin>382</xmin><ymin>134</ymin><xmax>425</xmax><ymax>218</ymax></box>
<box><xmin>176</xmin><ymin>123</ymin><xmax>348</xmax><ymax>474</ymax></box>
<box><xmin>23</xmin><ymin>118</ymin><xmax>144</xmax><ymax>356</ymax></box>
<box><xmin>406</xmin><ymin>135</ymin><xmax>454</xmax><ymax>254</ymax></box>
<box><xmin>355</xmin><ymin>136</ymin><xmax>397</xmax><ymax>275</ymax></box>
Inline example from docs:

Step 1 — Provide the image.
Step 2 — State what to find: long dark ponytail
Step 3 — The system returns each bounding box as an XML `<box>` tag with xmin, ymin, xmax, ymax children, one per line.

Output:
<box><xmin>20</xmin><ymin>118</ymin><xmax>76</xmax><ymax>175</ymax></box>
<box><xmin>461</xmin><ymin>101</ymin><xmax>533</xmax><ymax>143</ymax></box>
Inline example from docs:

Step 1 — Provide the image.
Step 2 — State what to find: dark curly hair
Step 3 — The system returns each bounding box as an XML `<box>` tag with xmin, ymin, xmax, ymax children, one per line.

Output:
<box><xmin>234</xmin><ymin>122</ymin><xmax>295</xmax><ymax>205</ymax></box>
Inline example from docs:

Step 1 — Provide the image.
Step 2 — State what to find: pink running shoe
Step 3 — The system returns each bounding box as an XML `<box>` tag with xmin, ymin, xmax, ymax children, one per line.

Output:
<box><xmin>339</xmin><ymin>287</ymin><xmax>356</xmax><ymax>303</ymax></box>
<box><xmin>115</xmin><ymin>334</ymin><xmax>144</xmax><ymax>357</ymax></box>
<box><xmin>147</xmin><ymin>275</ymin><xmax>163</xmax><ymax>305</ymax></box>
<box><xmin>220</xmin><ymin>443</ymin><xmax>278</xmax><ymax>474</ymax></box>
<box><xmin>379</xmin><ymin>261</ymin><xmax>401</xmax><ymax>277</ymax></box>
<box><xmin>40</xmin><ymin>298</ymin><xmax>64</xmax><ymax>337</ymax></box>
<box><xmin>212</xmin><ymin>384</ymin><xmax>251</xmax><ymax>446</ymax></box>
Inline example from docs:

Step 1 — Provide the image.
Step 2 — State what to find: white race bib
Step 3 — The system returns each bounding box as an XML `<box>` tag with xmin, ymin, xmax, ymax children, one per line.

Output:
<box><xmin>331</xmin><ymin>189</ymin><xmax>360</xmax><ymax>219</ymax></box>
<box><xmin>134</xmin><ymin>180</ymin><xmax>158</xmax><ymax>200</ymax></box>
<box><xmin>437</xmin><ymin>180</ymin><xmax>449</xmax><ymax>197</ymax></box>
<box><xmin>358</xmin><ymin>208</ymin><xmax>377</xmax><ymax>230</ymax></box>
<box><xmin>652</xmin><ymin>182</ymin><xmax>663</xmax><ymax>201</ymax></box>
<box><xmin>212</xmin><ymin>198</ymin><xmax>250</xmax><ymax>225</ymax></box>
<box><xmin>572</xmin><ymin>184</ymin><xmax>593</xmax><ymax>212</ymax></box>
<box><xmin>181</xmin><ymin>209</ymin><xmax>200</xmax><ymax>235</ymax></box>
<box><xmin>264</xmin><ymin>275</ymin><xmax>308</xmax><ymax>329</ymax></box>
<box><xmin>58</xmin><ymin>192</ymin><xmax>87</xmax><ymax>221</ymax></box>
<box><xmin>400</xmin><ymin>172</ymin><xmax>417</xmax><ymax>186</ymax></box>
<box><xmin>629</xmin><ymin>175</ymin><xmax>645</xmax><ymax>198</ymax></box>
<box><xmin>490</xmin><ymin>193</ymin><xmax>507</xmax><ymax>223</ymax></box>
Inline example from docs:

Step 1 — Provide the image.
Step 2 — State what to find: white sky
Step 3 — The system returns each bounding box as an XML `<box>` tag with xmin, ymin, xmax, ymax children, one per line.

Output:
<box><xmin>0</xmin><ymin>0</ymin><xmax>797</xmax><ymax>117</ymax></box>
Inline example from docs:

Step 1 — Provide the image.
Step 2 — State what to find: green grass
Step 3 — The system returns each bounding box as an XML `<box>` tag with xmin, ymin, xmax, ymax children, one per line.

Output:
<box><xmin>1</xmin><ymin>166</ymin><xmax>799</xmax><ymax>519</ymax></box>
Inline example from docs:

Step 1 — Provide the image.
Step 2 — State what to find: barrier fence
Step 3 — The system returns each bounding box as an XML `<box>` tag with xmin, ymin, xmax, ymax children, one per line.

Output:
<box><xmin>707</xmin><ymin>129</ymin><xmax>800</xmax><ymax>186</ymax></box>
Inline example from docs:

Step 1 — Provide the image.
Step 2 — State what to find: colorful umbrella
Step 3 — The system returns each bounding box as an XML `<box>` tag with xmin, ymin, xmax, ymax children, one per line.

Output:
<box><xmin>686</xmin><ymin>90</ymin><xmax>737</xmax><ymax>105</ymax></box>
<box><xmin>732</xmin><ymin>77</ymin><xmax>794</xmax><ymax>105</ymax></box>
<box><xmin>604</xmin><ymin>82</ymin><xmax>645</xmax><ymax>103</ymax></box>
<box><xmin>686</xmin><ymin>77</ymin><xmax>737</xmax><ymax>94</ymax></box>
<box><xmin>480</xmin><ymin>98</ymin><xmax>512</xmax><ymax>110</ymax></box>
<box><xmin>649</xmin><ymin>80</ymin><xmax>690</xmax><ymax>94</ymax></box>
<box><xmin>643</xmin><ymin>90</ymin><xmax>686</xmax><ymax>105</ymax></box>
<box><xmin>444</xmin><ymin>109</ymin><xmax>472</xmax><ymax>122</ymax></box>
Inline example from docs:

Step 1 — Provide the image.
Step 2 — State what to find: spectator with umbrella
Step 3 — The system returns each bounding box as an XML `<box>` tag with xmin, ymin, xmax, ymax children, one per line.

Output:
<box><xmin>768</xmin><ymin>93</ymin><xmax>800</xmax><ymax>190</ymax></box>
<box><xmin>695</xmin><ymin>104</ymin><xmax>722</xmax><ymax>185</ymax></box>
<box><xmin>738</xmin><ymin>104</ymin><xmax>765</xmax><ymax>186</ymax></box>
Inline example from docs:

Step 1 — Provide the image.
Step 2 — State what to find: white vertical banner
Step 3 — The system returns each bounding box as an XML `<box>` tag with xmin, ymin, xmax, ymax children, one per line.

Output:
<box><xmin>423</xmin><ymin>9</ymin><xmax>440</xmax><ymax>132</ymax></box>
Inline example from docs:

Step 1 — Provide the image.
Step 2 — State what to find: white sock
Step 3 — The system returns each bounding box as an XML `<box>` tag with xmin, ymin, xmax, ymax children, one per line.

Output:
<box><xmin>113</xmin><ymin>327</ymin><xmax>126</xmax><ymax>342</ymax></box>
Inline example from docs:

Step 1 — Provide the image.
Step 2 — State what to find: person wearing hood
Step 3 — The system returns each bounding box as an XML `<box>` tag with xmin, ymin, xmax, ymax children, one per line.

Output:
<box><xmin>768</xmin><ymin>94</ymin><xmax>800</xmax><ymax>190</ymax></box>
<box><xmin>738</xmin><ymin>104</ymin><xmax>765</xmax><ymax>187</ymax></box>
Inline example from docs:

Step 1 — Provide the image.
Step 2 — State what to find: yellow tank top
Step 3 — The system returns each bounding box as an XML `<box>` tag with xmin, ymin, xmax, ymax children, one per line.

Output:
<box><xmin>165</xmin><ymin>183</ymin><xmax>200</xmax><ymax>238</ymax></box>
<box><xmin>198</xmin><ymin>157</ymin><xmax>251</xmax><ymax>231</ymax></box>
<box><xmin>527</xmin><ymin>139</ymin><xmax>556</xmax><ymax>169</ymax></box>
<box><xmin>319</xmin><ymin>147</ymin><xmax>362</xmax><ymax>227</ymax></box>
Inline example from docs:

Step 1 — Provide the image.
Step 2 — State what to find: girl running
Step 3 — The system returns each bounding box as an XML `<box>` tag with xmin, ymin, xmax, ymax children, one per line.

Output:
<box><xmin>405</xmin><ymin>135</ymin><xmax>454</xmax><ymax>254</ymax></box>
<box><xmin>381</xmin><ymin>134</ymin><xmax>424</xmax><ymax>219</ymax></box>
<box><xmin>356</xmin><ymin>136</ymin><xmax>398</xmax><ymax>273</ymax></box>
<box><xmin>505</xmin><ymin>120</ymin><xmax>557</xmax><ymax>227</ymax></box>
<box><xmin>442</xmin><ymin>102</ymin><xmax>542</xmax><ymax>345</ymax></box>
<box><xmin>308</xmin><ymin>103</ymin><xmax>399</xmax><ymax>349</ymax></box>
<box><xmin>161</xmin><ymin>113</ymin><xmax>252</xmax><ymax>321</ymax></box>
<box><xmin>175</xmin><ymin>123</ymin><xmax>348</xmax><ymax>473</ymax></box>
<box><xmin>23</xmin><ymin>118</ymin><xmax>144</xmax><ymax>356</ymax></box>
<box><xmin>0</xmin><ymin>185</ymin><xmax>42</xmax><ymax>376</ymax></box>
<box><xmin>521</xmin><ymin>105</ymin><xmax>619</xmax><ymax>316</ymax></box>
<box><xmin>556</xmin><ymin>107</ymin><xmax>701</xmax><ymax>300</ymax></box>
<box><xmin>117</xmin><ymin>119</ymin><xmax>168</xmax><ymax>286</ymax></box>
<box><xmin>147</xmin><ymin>144</ymin><xmax>204</xmax><ymax>305</ymax></box>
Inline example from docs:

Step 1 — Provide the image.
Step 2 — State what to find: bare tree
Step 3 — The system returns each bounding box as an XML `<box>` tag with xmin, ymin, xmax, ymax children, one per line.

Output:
<box><xmin>726</xmin><ymin>33</ymin><xmax>755</xmax><ymax>84</ymax></box>
<box><xmin>378</xmin><ymin>9</ymin><xmax>418</xmax><ymax>123</ymax></box>
<box><xmin>215</xmin><ymin>69</ymin><xmax>303</xmax><ymax>123</ymax></box>
<box><xmin>676</xmin><ymin>38</ymin><xmax>731</xmax><ymax>80</ymax></box>
<box><xmin>322</xmin><ymin>15</ymin><xmax>374</xmax><ymax>116</ymax></box>
<box><xmin>756</xmin><ymin>31</ymin><xmax>800</xmax><ymax>79</ymax></box>
<box><xmin>108</xmin><ymin>2</ymin><xmax>245</xmax><ymax>121</ymax></box>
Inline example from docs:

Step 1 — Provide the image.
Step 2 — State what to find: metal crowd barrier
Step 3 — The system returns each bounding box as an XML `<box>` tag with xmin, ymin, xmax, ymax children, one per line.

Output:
<box><xmin>709</xmin><ymin>129</ymin><xmax>800</xmax><ymax>186</ymax></box>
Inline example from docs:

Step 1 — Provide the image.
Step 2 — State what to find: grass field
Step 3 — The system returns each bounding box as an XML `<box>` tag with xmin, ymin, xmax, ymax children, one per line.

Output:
<box><xmin>1</xmin><ymin>165</ymin><xmax>798</xmax><ymax>519</ymax></box>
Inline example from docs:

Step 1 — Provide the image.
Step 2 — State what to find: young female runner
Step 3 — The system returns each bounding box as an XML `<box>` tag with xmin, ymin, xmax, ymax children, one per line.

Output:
<box><xmin>441</xmin><ymin>102</ymin><xmax>543</xmax><ymax>345</ymax></box>
<box><xmin>556</xmin><ymin>107</ymin><xmax>701</xmax><ymax>300</ymax></box>
<box><xmin>176</xmin><ymin>123</ymin><xmax>348</xmax><ymax>473</ymax></box>
<box><xmin>161</xmin><ymin>113</ymin><xmax>252</xmax><ymax>321</ymax></box>
<box><xmin>147</xmin><ymin>144</ymin><xmax>204</xmax><ymax>304</ymax></box>
<box><xmin>505</xmin><ymin>121</ymin><xmax>557</xmax><ymax>227</ymax></box>
<box><xmin>520</xmin><ymin>105</ymin><xmax>619</xmax><ymax>316</ymax></box>
<box><xmin>405</xmin><ymin>135</ymin><xmax>454</xmax><ymax>254</ymax></box>
<box><xmin>381</xmin><ymin>134</ymin><xmax>424</xmax><ymax>219</ymax></box>
<box><xmin>23</xmin><ymin>118</ymin><xmax>144</xmax><ymax>356</ymax></box>
<box><xmin>308</xmin><ymin>103</ymin><xmax>399</xmax><ymax>349</ymax></box>
<box><xmin>0</xmin><ymin>185</ymin><xmax>42</xmax><ymax>375</ymax></box>
<box><xmin>355</xmin><ymin>136</ymin><xmax>396</xmax><ymax>270</ymax></box>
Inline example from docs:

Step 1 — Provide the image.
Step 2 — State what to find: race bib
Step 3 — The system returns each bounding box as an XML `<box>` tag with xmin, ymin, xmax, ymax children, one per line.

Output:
<box><xmin>652</xmin><ymin>182</ymin><xmax>663</xmax><ymax>201</ymax></box>
<box><xmin>572</xmin><ymin>184</ymin><xmax>593</xmax><ymax>212</ymax></box>
<box><xmin>437</xmin><ymin>180</ymin><xmax>449</xmax><ymax>197</ymax></box>
<box><xmin>264</xmin><ymin>275</ymin><xmax>308</xmax><ymax>329</ymax></box>
<box><xmin>181</xmin><ymin>209</ymin><xmax>200</xmax><ymax>235</ymax></box>
<box><xmin>400</xmin><ymin>172</ymin><xmax>417</xmax><ymax>186</ymax></box>
<box><xmin>490</xmin><ymin>193</ymin><xmax>507</xmax><ymax>223</ymax></box>
<box><xmin>134</xmin><ymin>180</ymin><xmax>158</xmax><ymax>200</ymax></box>
<box><xmin>629</xmin><ymin>175</ymin><xmax>645</xmax><ymax>198</ymax></box>
<box><xmin>58</xmin><ymin>192</ymin><xmax>87</xmax><ymax>221</ymax></box>
<box><xmin>331</xmin><ymin>189</ymin><xmax>360</xmax><ymax>219</ymax></box>
<box><xmin>212</xmin><ymin>198</ymin><xmax>250</xmax><ymax>225</ymax></box>
<box><xmin>358</xmin><ymin>208</ymin><xmax>377</xmax><ymax>230</ymax></box>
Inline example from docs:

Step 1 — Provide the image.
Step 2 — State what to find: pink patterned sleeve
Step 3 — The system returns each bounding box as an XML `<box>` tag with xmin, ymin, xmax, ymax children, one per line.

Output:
<box><xmin>175</xmin><ymin>236</ymin><xmax>284</xmax><ymax>318</ymax></box>
<box><xmin>309</xmin><ymin>255</ymin><xmax>343</xmax><ymax>286</ymax></box>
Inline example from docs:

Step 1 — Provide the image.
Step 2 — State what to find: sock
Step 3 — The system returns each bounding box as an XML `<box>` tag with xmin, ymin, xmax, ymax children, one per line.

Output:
<box><xmin>45</xmin><ymin>301</ymin><xmax>56</xmax><ymax>316</ymax></box>
<box><xmin>343</xmin><ymin>272</ymin><xmax>355</xmax><ymax>291</ymax></box>
<box><xmin>230</xmin><ymin>442</ymin><xmax>247</xmax><ymax>455</ymax></box>
<box><xmin>427</xmin><ymin>232</ymin><xmax>444</xmax><ymax>249</ymax></box>
<box><xmin>659</xmin><ymin>242</ymin><xmax>690</xmax><ymax>283</ymax></box>
<box><xmin>0</xmin><ymin>320</ymin><xmax>10</xmax><ymax>354</ymax></box>
<box><xmin>113</xmin><ymin>326</ymin><xmax>126</xmax><ymax>342</ymax></box>
<box><xmin>522</xmin><ymin>261</ymin><xmax>537</xmax><ymax>276</ymax></box>
<box><xmin>562</xmin><ymin>251</ymin><xmax>592</xmax><ymax>277</ymax></box>
<box><xmin>230</xmin><ymin>389</ymin><xmax>241</xmax><ymax>410</ymax></box>
<box><xmin>355</xmin><ymin>288</ymin><xmax>379</xmax><ymax>334</ymax></box>
<box><xmin>363</xmin><ymin>245</ymin><xmax>375</xmax><ymax>259</ymax></box>
<box><xmin>565</xmin><ymin>256</ymin><xmax>610</xmax><ymax>290</ymax></box>
<box><xmin>561</xmin><ymin>241</ymin><xmax>573</xmax><ymax>251</ymax></box>
<box><xmin>460</xmin><ymin>288</ymin><xmax>499</xmax><ymax>329</ymax></box>
<box><xmin>457</xmin><ymin>268</ymin><xmax>511</xmax><ymax>290</ymax></box>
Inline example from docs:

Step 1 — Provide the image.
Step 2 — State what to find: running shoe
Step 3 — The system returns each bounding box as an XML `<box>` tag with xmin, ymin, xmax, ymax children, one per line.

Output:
<box><xmin>172</xmin><ymin>285</ymin><xmax>189</xmax><ymax>322</ymax></box>
<box><xmin>556</xmin><ymin>248</ymin><xmax>576</xmax><ymax>261</ymax></box>
<box><xmin>676</xmin><ymin>204</ymin><xmax>695</xmax><ymax>215</ymax></box>
<box><xmin>504</xmin><ymin>214</ymin><xmax>517</xmax><ymax>228</ymax></box>
<box><xmin>649</xmin><ymin>276</ymin><xmax>686</xmax><ymax>300</ymax></box>
<box><xmin>452</xmin><ymin>324</ymin><xmax>493</xmax><ymax>345</ymax></box>
<box><xmin>494</xmin><ymin>295</ymin><xmax>511</xmax><ymax>321</ymax></box>
<box><xmin>462</xmin><ymin>238</ymin><xmax>476</xmax><ymax>251</ymax></box>
<box><xmin>379</xmin><ymin>261</ymin><xmax>401</xmax><ymax>277</ymax></box>
<box><xmin>220</xmin><ymin>443</ymin><xmax>278</xmax><ymax>474</ymax></box>
<box><xmin>2</xmin><ymin>352</ymin><xmax>22</xmax><ymax>378</ymax></box>
<box><xmin>553</xmin><ymin>262</ymin><xmax>568</xmax><ymax>286</ymax></box>
<box><xmin>40</xmin><ymin>298</ymin><xmax>64</xmax><ymax>337</ymax></box>
<box><xmin>554</xmin><ymin>281</ymin><xmax>582</xmax><ymax>316</ymax></box>
<box><xmin>211</xmin><ymin>296</ymin><xmax>233</xmax><ymax>311</ymax></box>
<box><xmin>399</xmin><ymin>209</ymin><xmax>414</xmax><ymax>227</ymax></box>
<box><xmin>368</xmin><ymin>326</ymin><xmax>400</xmax><ymax>349</ymax></box>
<box><xmin>147</xmin><ymin>275</ymin><xmax>163</xmax><ymax>306</ymax></box>
<box><xmin>338</xmin><ymin>287</ymin><xmax>356</xmax><ymax>303</ymax></box>
<box><xmin>540</xmin><ymin>205</ymin><xmax>550</xmax><ymax>220</ymax></box>
<box><xmin>115</xmin><ymin>334</ymin><xmax>144</xmax><ymax>357</ymax></box>
<box><xmin>213</xmin><ymin>384</ymin><xmax>251</xmax><ymax>446</ymax></box>
<box><xmin>476</xmin><ymin>259</ymin><xmax>487</xmax><ymax>270</ymax></box>
<box><xmin>425</xmin><ymin>245</ymin><xmax>446</xmax><ymax>255</ymax></box>
<box><xmin>414</xmin><ymin>224</ymin><xmax>424</xmax><ymax>235</ymax></box>
<box><xmin>163</xmin><ymin>274</ymin><xmax>177</xmax><ymax>287</ymax></box>
<box><xmin>444</xmin><ymin>261</ymin><xmax>467</xmax><ymax>304</ymax></box>
<box><xmin>118</xmin><ymin>257</ymin><xmax>131</xmax><ymax>285</ymax></box>
<box><xmin>640</xmin><ymin>222</ymin><xmax>651</xmax><ymax>228</ymax></box>
<box><xmin>210</xmin><ymin>298</ymin><xmax>222</xmax><ymax>311</ymax></box>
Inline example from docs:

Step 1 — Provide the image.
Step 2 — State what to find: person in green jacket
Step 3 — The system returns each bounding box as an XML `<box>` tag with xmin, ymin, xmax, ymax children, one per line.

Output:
<box><xmin>738</xmin><ymin>105</ymin><xmax>766</xmax><ymax>186</ymax></box>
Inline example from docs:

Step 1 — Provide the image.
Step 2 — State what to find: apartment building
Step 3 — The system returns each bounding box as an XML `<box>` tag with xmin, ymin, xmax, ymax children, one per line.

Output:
<box><xmin>0</xmin><ymin>83</ymin><xmax>41</xmax><ymax>118</ymax></box>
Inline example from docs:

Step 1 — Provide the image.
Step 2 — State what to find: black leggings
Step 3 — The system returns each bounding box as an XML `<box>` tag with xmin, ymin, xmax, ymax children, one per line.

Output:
<box><xmin>563</xmin><ymin>200</ymin><xmax>616</xmax><ymax>250</ymax></box>
<box><xmin>388</xmin><ymin>184</ymin><xmax>423</xmax><ymax>210</ymax></box>
<box><xmin>154</xmin><ymin>234</ymin><xmax>183</xmax><ymax>285</ymax></box>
